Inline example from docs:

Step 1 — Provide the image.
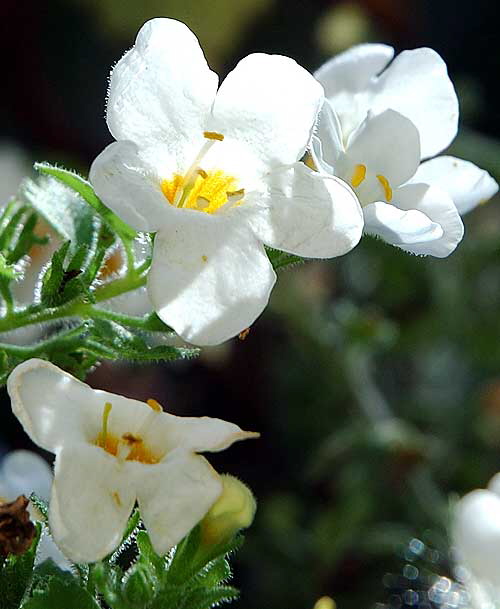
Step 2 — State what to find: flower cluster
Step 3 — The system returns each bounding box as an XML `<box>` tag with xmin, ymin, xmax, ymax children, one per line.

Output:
<box><xmin>88</xmin><ymin>20</ymin><xmax>496</xmax><ymax>346</ymax></box>
<box><xmin>2</xmin><ymin>15</ymin><xmax>498</xmax><ymax>581</ymax></box>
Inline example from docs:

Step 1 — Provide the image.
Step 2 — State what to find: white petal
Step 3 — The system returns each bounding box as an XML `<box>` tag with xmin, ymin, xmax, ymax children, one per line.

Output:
<box><xmin>368</xmin><ymin>48</ymin><xmax>458</xmax><ymax>158</ymax></box>
<box><xmin>7</xmin><ymin>358</ymin><xmax>166</xmax><ymax>453</ymax></box>
<box><xmin>452</xmin><ymin>489</ymin><xmax>500</xmax><ymax>589</ymax></box>
<box><xmin>90</xmin><ymin>140</ymin><xmax>172</xmax><ymax>232</ymax></box>
<box><xmin>247</xmin><ymin>163</ymin><xmax>363</xmax><ymax>258</ymax></box>
<box><xmin>7</xmin><ymin>359</ymin><xmax>90</xmax><ymax>452</ymax></box>
<box><xmin>365</xmin><ymin>183</ymin><xmax>463</xmax><ymax>257</ymax></box>
<box><xmin>395</xmin><ymin>183</ymin><xmax>464</xmax><ymax>256</ymax></box>
<box><xmin>136</xmin><ymin>452</ymin><xmax>222</xmax><ymax>555</ymax></box>
<box><xmin>1</xmin><ymin>450</ymin><xmax>52</xmax><ymax>501</ymax></box>
<box><xmin>49</xmin><ymin>444</ymin><xmax>136</xmax><ymax>563</ymax></box>
<box><xmin>314</xmin><ymin>43</ymin><xmax>394</xmax><ymax>98</ymax></box>
<box><xmin>411</xmin><ymin>156</ymin><xmax>499</xmax><ymax>215</ymax></box>
<box><xmin>148</xmin><ymin>214</ymin><xmax>276</xmax><ymax>346</ymax></box>
<box><xmin>106</xmin><ymin>18</ymin><xmax>218</xmax><ymax>154</ymax></box>
<box><xmin>152</xmin><ymin>414</ymin><xmax>259</xmax><ymax>454</ymax></box>
<box><xmin>363</xmin><ymin>201</ymin><xmax>443</xmax><ymax>251</ymax></box>
<box><xmin>312</xmin><ymin>100</ymin><xmax>345</xmax><ymax>171</ymax></box>
<box><xmin>342</xmin><ymin>110</ymin><xmax>420</xmax><ymax>187</ymax></box>
<box><xmin>209</xmin><ymin>53</ymin><xmax>323</xmax><ymax>168</ymax></box>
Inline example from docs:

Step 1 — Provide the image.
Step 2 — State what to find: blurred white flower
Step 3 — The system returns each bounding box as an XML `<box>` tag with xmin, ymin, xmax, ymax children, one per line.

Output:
<box><xmin>0</xmin><ymin>449</ymin><xmax>70</xmax><ymax>569</ymax></box>
<box><xmin>90</xmin><ymin>18</ymin><xmax>363</xmax><ymax>346</ymax></box>
<box><xmin>8</xmin><ymin>358</ymin><xmax>258</xmax><ymax>563</ymax></box>
<box><xmin>313</xmin><ymin>44</ymin><xmax>498</xmax><ymax>257</ymax></box>
<box><xmin>451</xmin><ymin>472</ymin><xmax>500</xmax><ymax>609</ymax></box>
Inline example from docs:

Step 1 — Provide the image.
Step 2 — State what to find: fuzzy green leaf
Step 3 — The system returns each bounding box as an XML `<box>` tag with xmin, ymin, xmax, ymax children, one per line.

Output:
<box><xmin>266</xmin><ymin>247</ymin><xmax>303</xmax><ymax>272</ymax></box>
<box><xmin>180</xmin><ymin>585</ymin><xmax>239</xmax><ymax>609</ymax></box>
<box><xmin>0</xmin><ymin>253</ymin><xmax>19</xmax><ymax>280</ymax></box>
<box><xmin>34</xmin><ymin>164</ymin><xmax>136</xmax><ymax>240</ymax></box>
<box><xmin>22</xmin><ymin>576</ymin><xmax>100</xmax><ymax>609</ymax></box>
<box><xmin>22</xmin><ymin>176</ymin><xmax>99</xmax><ymax>253</ymax></box>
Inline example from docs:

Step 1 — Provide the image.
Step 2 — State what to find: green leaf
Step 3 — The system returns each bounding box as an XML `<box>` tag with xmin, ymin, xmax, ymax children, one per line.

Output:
<box><xmin>6</xmin><ymin>212</ymin><xmax>49</xmax><ymax>266</ymax></box>
<box><xmin>180</xmin><ymin>585</ymin><xmax>239</xmax><ymax>609</ymax></box>
<box><xmin>22</xmin><ymin>176</ymin><xmax>99</xmax><ymax>253</ymax></box>
<box><xmin>22</xmin><ymin>576</ymin><xmax>100</xmax><ymax>609</ymax></box>
<box><xmin>266</xmin><ymin>247</ymin><xmax>303</xmax><ymax>272</ymax></box>
<box><xmin>40</xmin><ymin>241</ymin><xmax>70</xmax><ymax>307</ymax></box>
<box><xmin>135</xmin><ymin>530</ymin><xmax>165</xmax><ymax>576</ymax></box>
<box><xmin>87</xmin><ymin>319</ymin><xmax>198</xmax><ymax>363</ymax></box>
<box><xmin>0</xmin><ymin>522</ymin><xmax>41</xmax><ymax>609</ymax></box>
<box><xmin>34</xmin><ymin>164</ymin><xmax>136</xmax><ymax>240</ymax></box>
<box><xmin>0</xmin><ymin>253</ymin><xmax>19</xmax><ymax>280</ymax></box>
<box><xmin>28</xmin><ymin>494</ymin><xmax>48</xmax><ymax>520</ymax></box>
<box><xmin>194</xmin><ymin>557</ymin><xmax>231</xmax><ymax>587</ymax></box>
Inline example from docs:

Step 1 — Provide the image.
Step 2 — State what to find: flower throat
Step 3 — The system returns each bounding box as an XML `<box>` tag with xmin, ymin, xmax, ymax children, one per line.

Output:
<box><xmin>161</xmin><ymin>131</ymin><xmax>244</xmax><ymax>214</ymax></box>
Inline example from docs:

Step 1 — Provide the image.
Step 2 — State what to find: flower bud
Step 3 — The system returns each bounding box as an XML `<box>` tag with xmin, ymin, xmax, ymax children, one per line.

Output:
<box><xmin>201</xmin><ymin>475</ymin><xmax>256</xmax><ymax>545</ymax></box>
<box><xmin>122</xmin><ymin>563</ymin><xmax>158</xmax><ymax>606</ymax></box>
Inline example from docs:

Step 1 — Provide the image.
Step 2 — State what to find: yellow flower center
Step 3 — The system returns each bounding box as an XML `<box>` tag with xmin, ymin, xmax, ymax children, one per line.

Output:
<box><xmin>95</xmin><ymin>400</ymin><xmax>163</xmax><ymax>465</ymax></box>
<box><xmin>160</xmin><ymin>131</ymin><xmax>244</xmax><ymax>214</ymax></box>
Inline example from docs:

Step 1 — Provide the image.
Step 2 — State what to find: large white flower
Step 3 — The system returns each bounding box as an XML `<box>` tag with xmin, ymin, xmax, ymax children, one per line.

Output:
<box><xmin>7</xmin><ymin>358</ymin><xmax>258</xmax><ymax>563</ymax></box>
<box><xmin>313</xmin><ymin>44</ymin><xmax>498</xmax><ymax>257</ymax></box>
<box><xmin>89</xmin><ymin>18</ymin><xmax>363</xmax><ymax>346</ymax></box>
<box><xmin>451</xmin><ymin>473</ymin><xmax>500</xmax><ymax>609</ymax></box>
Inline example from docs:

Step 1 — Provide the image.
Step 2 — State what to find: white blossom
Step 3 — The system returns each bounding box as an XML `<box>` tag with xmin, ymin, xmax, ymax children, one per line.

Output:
<box><xmin>313</xmin><ymin>44</ymin><xmax>498</xmax><ymax>257</ymax></box>
<box><xmin>7</xmin><ymin>358</ymin><xmax>258</xmax><ymax>563</ymax></box>
<box><xmin>90</xmin><ymin>18</ymin><xmax>363</xmax><ymax>346</ymax></box>
<box><xmin>452</xmin><ymin>473</ymin><xmax>500</xmax><ymax>609</ymax></box>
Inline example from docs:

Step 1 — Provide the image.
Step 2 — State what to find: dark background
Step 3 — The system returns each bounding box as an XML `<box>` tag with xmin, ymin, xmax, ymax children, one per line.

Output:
<box><xmin>1</xmin><ymin>1</ymin><xmax>500</xmax><ymax>608</ymax></box>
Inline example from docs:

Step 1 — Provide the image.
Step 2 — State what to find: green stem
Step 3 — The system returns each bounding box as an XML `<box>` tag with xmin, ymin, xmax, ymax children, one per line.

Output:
<box><xmin>0</xmin><ymin>323</ymin><xmax>88</xmax><ymax>356</ymax></box>
<box><xmin>0</xmin><ymin>270</ymin><xmax>147</xmax><ymax>334</ymax></box>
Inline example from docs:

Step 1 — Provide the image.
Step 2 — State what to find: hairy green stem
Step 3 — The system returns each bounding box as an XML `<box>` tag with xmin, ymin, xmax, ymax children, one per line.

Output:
<box><xmin>0</xmin><ymin>270</ymin><xmax>147</xmax><ymax>334</ymax></box>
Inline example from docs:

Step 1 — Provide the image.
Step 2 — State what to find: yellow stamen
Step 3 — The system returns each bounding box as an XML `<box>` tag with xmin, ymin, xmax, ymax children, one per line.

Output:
<box><xmin>146</xmin><ymin>398</ymin><xmax>163</xmax><ymax>412</ymax></box>
<box><xmin>203</xmin><ymin>131</ymin><xmax>224</xmax><ymax>141</ymax></box>
<box><xmin>99</xmin><ymin>402</ymin><xmax>113</xmax><ymax>449</ymax></box>
<box><xmin>226</xmin><ymin>188</ymin><xmax>245</xmax><ymax>197</ymax></box>
<box><xmin>112</xmin><ymin>491</ymin><xmax>122</xmax><ymax>507</ymax></box>
<box><xmin>161</xmin><ymin>169</ymin><xmax>239</xmax><ymax>214</ymax></box>
<box><xmin>351</xmin><ymin>164</ymin><xmax>367</xmax><ymax>188</ymax></box>
<box><xmin>202</xmin><ymin>255</ymin><xmax>208</xmax><ymax>262</ymax></box>
<box><xmin>376</xmin><ymin>174</ymin><xmax>393</xmax><ymax>202</ymax></box>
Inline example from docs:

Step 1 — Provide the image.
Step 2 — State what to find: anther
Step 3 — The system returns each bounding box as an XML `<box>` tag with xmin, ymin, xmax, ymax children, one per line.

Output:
<box><xmin>203</xmin><ymin>131</ymin><xmax>224</xmax><ymax>141</ymax></box>
<box><xmin>197</xmin><ymin>168</ymin><xmax>208</xmax><ymax>179</ymax></box>
<box><xmin>226</xmin><ymin>188</ymin><xmax>245</xmax><ymax>197</ymax></box>
<box><xmin>146</xmin><ymin>398</ymin><xmax>162</xmax><ymax>412</ymax></box>
<box><xmin>351</xmin><ymin>164</ymin><xmax>367</xmax><ymax>188</ymax></box>
<box><xmin>376</xmin><ymin>174</ymin><xmax>393</xmax><ymax>202</ymax></box>
<box><xmin>196</xmin><ymin>196</ymin><xmax>210</xmax><ymax>210</ymax></box>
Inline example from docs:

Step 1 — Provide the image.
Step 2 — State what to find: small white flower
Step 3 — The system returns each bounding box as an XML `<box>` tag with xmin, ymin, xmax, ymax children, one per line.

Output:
<box><xmin>313</xmin><ymin>44</ymin><xmax>498</xmax><ymax>257</ymax></box>
<box><xmin>7</xmin><ymin>358</ymin><xmax>258</xmax><ymax>563</ymax></box>
<box><xmin>451</xmin><ymin>473</ymin><xmax>500</xmax><ymax>609</ymax></box>
<box><xmin>90</xmin><ymin>18</ymin><xmax>363</xmax><ymax>346</ymax></box>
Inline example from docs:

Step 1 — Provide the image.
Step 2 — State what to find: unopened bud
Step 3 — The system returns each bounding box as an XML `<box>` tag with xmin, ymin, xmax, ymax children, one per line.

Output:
<box><xmin>201</xmin><ymin>475</ymin><xmax>256</xmax><ymax>545</ymax></box>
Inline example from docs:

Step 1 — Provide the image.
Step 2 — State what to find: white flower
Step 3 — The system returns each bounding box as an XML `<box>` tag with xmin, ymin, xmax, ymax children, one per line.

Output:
<box><xmin>90</xmin><ymin>18</ymin><xmax>363</xmax><ymax>346</ymax></box>
<box><xmin>313</xmin><ymin>44</ymin><xmax>498</xmax><ymax>257</ymax></box>
<box><xmin>7</xmin><ymin>358</ymin><xmax>258</xmax><ymax>563</ymax></box>
<box><xmin>451</xmin><ymin>473</ymin><xmax>500</xmax><ymax>609</ymax></box>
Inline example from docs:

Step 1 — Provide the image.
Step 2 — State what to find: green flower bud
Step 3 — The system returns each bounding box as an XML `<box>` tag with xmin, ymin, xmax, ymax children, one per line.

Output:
<box><xmin>201</xmin><ymin>475</ymin><xmax>256</xmax><ymax>545</ymax></box>
<box><xmin>122</xmin><ymin>563</ymin><xmax>157</xmax><ymax>607</ymax></box>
